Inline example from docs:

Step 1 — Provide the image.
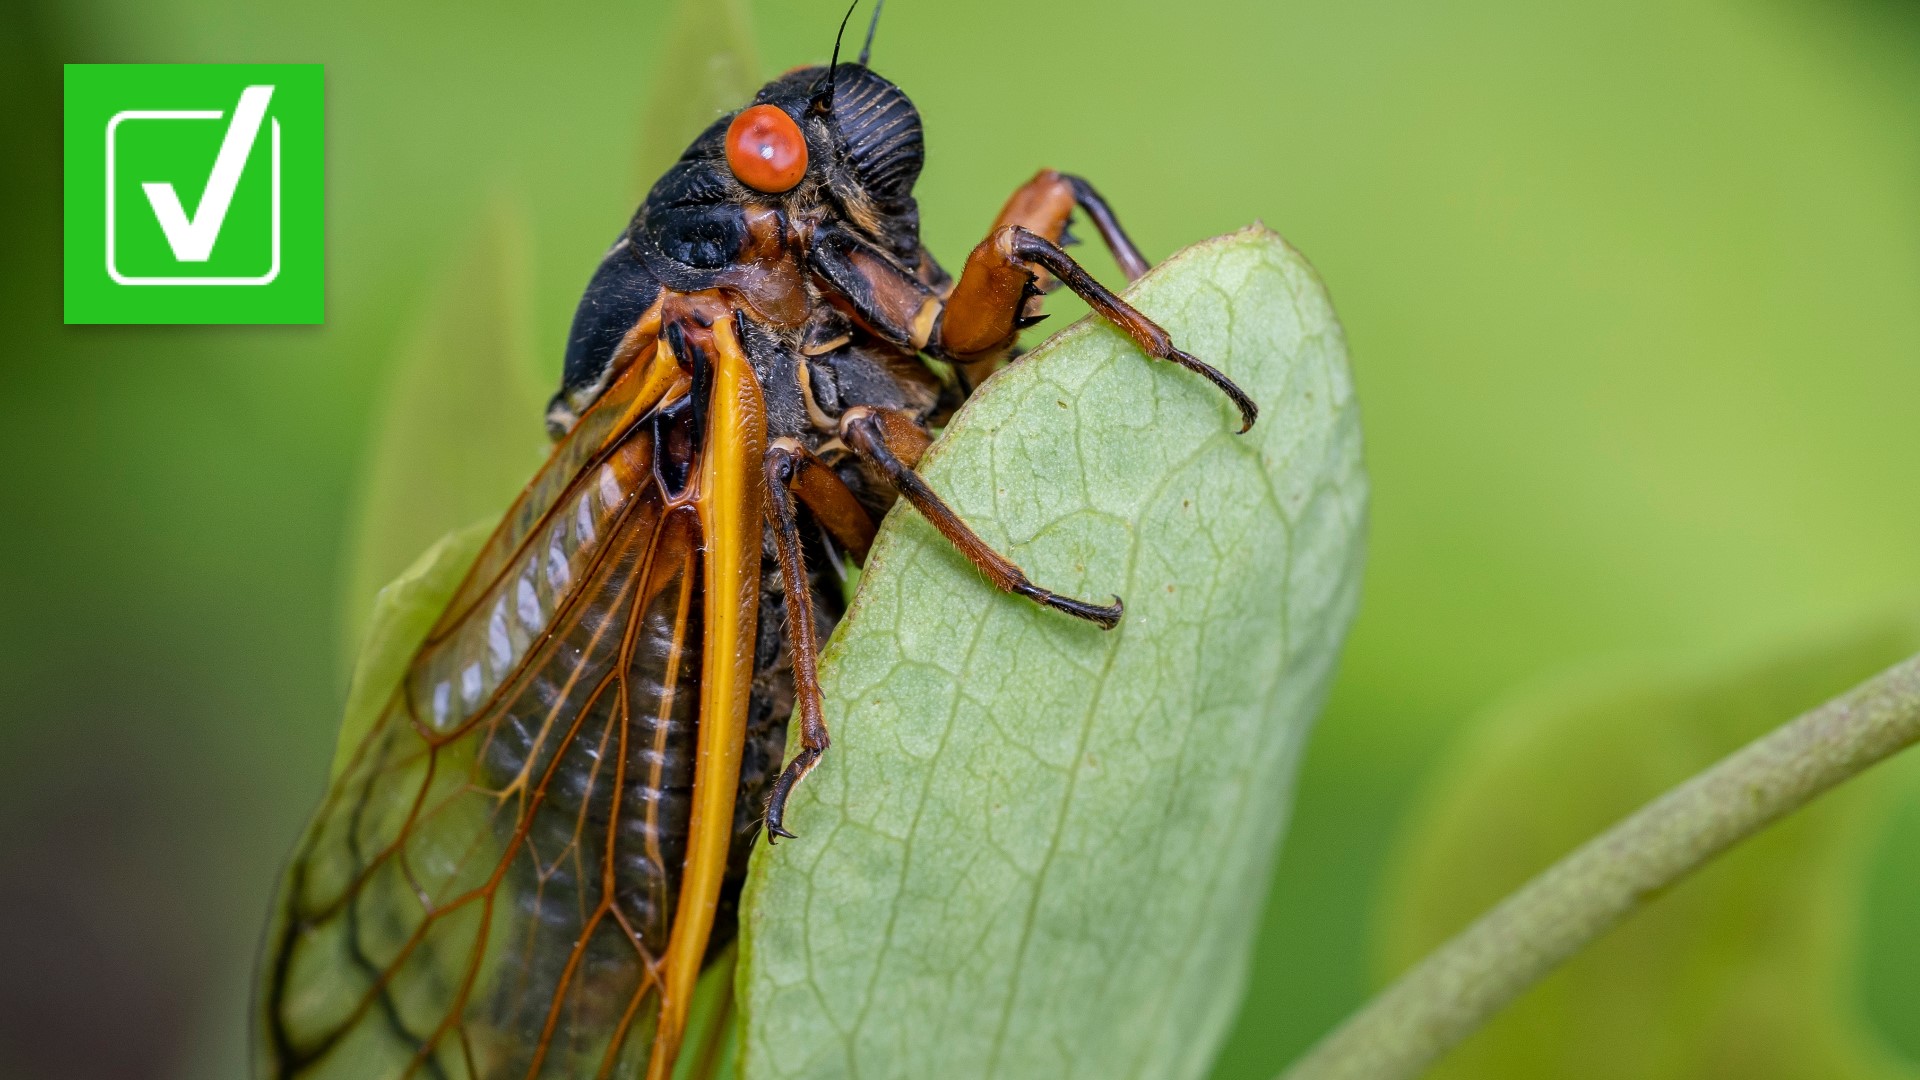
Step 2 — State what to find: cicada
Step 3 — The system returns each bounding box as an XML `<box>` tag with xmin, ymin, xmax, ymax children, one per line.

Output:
<box><xmin>257</xmin><ymin>7</ymin><xmax>1256</xmax><ymax>1079</ymax></box>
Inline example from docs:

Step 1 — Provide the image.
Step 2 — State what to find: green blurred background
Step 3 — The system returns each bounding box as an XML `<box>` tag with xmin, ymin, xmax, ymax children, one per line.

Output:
<box><xmin>3</xmin><ymin>1</ymin><xmax>1918</xmax><ymax>1077</ymax></box>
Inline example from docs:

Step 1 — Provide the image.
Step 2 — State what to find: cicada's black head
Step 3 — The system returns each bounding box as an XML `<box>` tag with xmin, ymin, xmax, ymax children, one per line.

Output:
<box><xmin>628</xmin><ymin>61</ymin><xmax>925</xmax><ymax>285</ymax></box>
<box><xmin>782</xmin><ymin>62</ymin><xmax>927</xmax><ymax>247</ymax></box>
<box><xmin>549</xmin><ymin>61</ymin><xmax>926</xmax><ymax>435</ymax></box>
<box><xmin>550</xmin><ymin>5</ymin><xmax>923</xmax><ymax>437</ymax></box>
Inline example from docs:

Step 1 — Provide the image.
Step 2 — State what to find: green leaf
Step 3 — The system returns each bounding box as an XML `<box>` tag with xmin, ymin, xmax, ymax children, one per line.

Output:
<box><xmin>337</xmin><ymin>201</ymin><xmax>550</xmax><ymax>664</ymax></box>
<box><xmin>635</xmin><ymin>0</ymin><xmax>760</xmax><ymax>193</ymax></box>
<box><xmin>736</xmin><ymin>226</ymin><xmax>1368</xmax><ymax>1080</ymax></box>
<box><xmin>1378</xmin><ymin>614</ymin><xmax>1920</xmax><ymax>1079</ymax></box>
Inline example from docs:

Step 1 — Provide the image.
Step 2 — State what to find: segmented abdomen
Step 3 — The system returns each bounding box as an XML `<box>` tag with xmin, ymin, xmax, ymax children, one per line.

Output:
<box><xmin>482</xmin><ymin>503</ymin><xmax>701</xmax><ymax>950</ymax></box>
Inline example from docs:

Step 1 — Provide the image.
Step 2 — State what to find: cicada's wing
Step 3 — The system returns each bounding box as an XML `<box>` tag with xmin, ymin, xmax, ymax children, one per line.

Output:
<box><xmin>259</xmin><ymin>330</ymin><xmax>727</xmax><ymax>1080</ymax></box>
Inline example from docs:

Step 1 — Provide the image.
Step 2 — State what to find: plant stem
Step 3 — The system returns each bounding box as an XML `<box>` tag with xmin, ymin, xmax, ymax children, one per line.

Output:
<box><xmin>1278</xmin><ymin>651</ymin><xmax>1920</xmax><ymax>1080</ymax></box>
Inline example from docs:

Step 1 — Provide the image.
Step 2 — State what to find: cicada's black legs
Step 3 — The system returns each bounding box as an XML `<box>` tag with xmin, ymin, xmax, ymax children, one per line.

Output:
<box><xmin>761</xmin><ymin>438</ymin><xmax>878</xmax><ymax>840</ymax></box>
<box><xmin>838</xmin><ymin>406</ymin><xmax>1124</xmax><ymax>630</ymax></box>
<box><xmin>1061</xmin><ymin>173</ymin><xmax>1151</xmax><ymax>282</ymax></box>
<box><xmin>937</xmin><ymin>225</ymin><xmax>1258</xmax><ymax>432</ymax></box>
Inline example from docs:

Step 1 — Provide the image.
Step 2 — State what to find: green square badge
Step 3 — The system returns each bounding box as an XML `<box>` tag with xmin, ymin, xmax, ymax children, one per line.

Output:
<box><xmin>64</xmin><ymin>64</ymin><xmax>324</xmax><ymax>325</ymax></box>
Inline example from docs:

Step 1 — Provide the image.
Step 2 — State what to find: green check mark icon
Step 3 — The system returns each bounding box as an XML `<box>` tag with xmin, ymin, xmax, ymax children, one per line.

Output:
<box><xmin>143</xmin><ymin>84</ymin><xmax>273</xmax><ymax>263</ymax></box>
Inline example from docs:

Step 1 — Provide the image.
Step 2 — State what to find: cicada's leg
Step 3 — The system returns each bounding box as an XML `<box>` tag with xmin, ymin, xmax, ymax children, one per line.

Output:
<box><xmin>940</xmin><ymin>170</ymin><xmax>1143</xmax><ymax>392</ymax></box>
<box><xmin>937</xmin><ymin>225</ymin><xmax>1258</xmax><ymax>432</ymax></box>
<box><xmin>774</xmin><ymin>437</ymin><xmax>877</xmax><ymax>560</ymax></box>
<box><xmin>760</xmin><ymin>438</ymin><xmax>879</xmax><ymax>840</ymax></box>
<box><xmin>987</xmin><ymin>168</ymin><xmax>1151</xmax><ymax>282</ymax></box>
<box><xmin>838</xmin><ymin>406</ymin><xmax>1124</xmax><ymax>629</ymax></box>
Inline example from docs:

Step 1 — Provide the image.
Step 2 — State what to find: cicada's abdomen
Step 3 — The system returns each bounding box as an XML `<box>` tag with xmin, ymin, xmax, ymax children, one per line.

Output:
<box><xmin>475</xmin><ymin>507</ymin><xmax>706</xmax><ymax>1075</ymax></box>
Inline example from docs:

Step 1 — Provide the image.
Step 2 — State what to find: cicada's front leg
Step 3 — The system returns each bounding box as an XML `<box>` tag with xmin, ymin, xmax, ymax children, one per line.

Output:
<box><xmin>760</xmin><ymin>438</ymin><xmax>877</xmax><ymax>840</ymax></box>
<box><xmin>937</xmin><ymin>170</ymin><xmax>1259</xmax><ymax>432</ymax></box>
<box><xmin>837</xmin><ymin>405</ymin><xmax>1124</xmax><ymax>629</ymax></box>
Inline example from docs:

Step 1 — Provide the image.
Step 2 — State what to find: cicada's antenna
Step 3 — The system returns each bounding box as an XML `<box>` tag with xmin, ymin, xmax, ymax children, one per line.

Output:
<box><xmin>810</xmin><ymin>0</ymin><xmax>862</xmax><ymax>116</ymax></box>
<box><xmin>858</xmin><ymin>0</ymin><xmax>885</xmax><ymax>66</ymax></box>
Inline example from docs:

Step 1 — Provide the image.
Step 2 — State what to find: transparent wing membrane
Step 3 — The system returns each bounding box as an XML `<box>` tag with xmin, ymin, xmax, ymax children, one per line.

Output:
<box><xmin>263</xmin><ymin>345</ymin><xmax>719</xmax><ymax>1080</ymax></box>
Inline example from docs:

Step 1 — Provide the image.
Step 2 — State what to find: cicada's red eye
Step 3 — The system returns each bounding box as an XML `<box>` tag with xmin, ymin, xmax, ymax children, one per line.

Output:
<box><xmin>726</xmin><ymin>104</ymin><xmax>808</xmax><ymax>193</ymax></box>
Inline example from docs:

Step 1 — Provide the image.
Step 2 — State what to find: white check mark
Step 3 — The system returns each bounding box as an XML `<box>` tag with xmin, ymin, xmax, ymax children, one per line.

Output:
<box><xmin>142</xmin><ymin>84</ymin><xmax>274</xmax><ymax>263</ymax></box>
